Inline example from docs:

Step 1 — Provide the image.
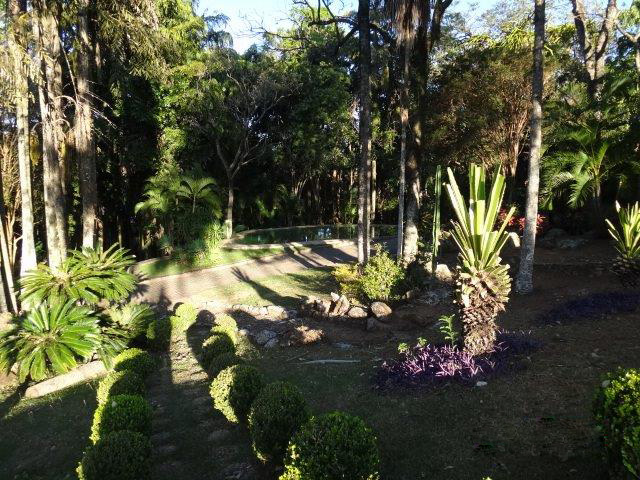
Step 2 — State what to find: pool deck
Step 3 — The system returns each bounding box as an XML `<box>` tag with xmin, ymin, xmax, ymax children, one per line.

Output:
<box><xmin>134</xmin><ymin>241</ymin><xmax>362</xmax><ymax>308</ymax></box>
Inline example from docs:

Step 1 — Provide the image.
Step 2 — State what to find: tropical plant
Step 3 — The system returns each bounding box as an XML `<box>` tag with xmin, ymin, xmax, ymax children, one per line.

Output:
<box><xmin>0</xmin><ymin>300</ymin><xmax>101</xmax><ymax>382</ymax></box>
<box><xmin>177</xmin><ymin>174</ymin><xmax>221</xmax><ymax>214</ymax></box>
<box><xmin>106</xmin><ymin>303</ymin><xmax>155</xmax><ymax>340</ymax></box>
<box><xmin>19</xmin><ymin>244</ymin><xmax>137</xmax><ymax>306</ymax></box>
<box><xmin>444</xmin><ymin>164</ymin><xmax>519</xmax><ymax>356</ymax></box>
<box><xmin>606</xmin><ymin>201</ymin><xmax>640</xmax><ymax>287</ymax></box>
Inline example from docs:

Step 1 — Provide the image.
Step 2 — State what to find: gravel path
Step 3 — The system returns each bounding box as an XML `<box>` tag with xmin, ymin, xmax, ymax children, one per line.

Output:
<box><xmin>135</xmin><ymin>243</ymin><xmax>358</xmax><ymax>308</ymax></box>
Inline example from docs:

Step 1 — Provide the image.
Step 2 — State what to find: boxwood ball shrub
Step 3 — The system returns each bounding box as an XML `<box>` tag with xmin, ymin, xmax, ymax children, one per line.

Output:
<box><xmin>210</xmin><ymin>365</ymin><xmax>264</xmax><ymax>423</ymax></box>
<box><xmin>201</xmin><ymin>332</ymin><xmax>235</xmax><ymax>367</ymax></box>
<box><xmin>208</xmin><ymin>351</ymin><xmax>243</xmax><ymax>378</ymax></box>
<box><xmin>171</xmin><ymin>302</ymin><xmax>198</xmax><ymax>333</ymax></box>
<box><xmin>96</xmin><ymin>370</ymin><xmax>144</xmax><ymax>405</ymax></box>
<box><xmin>249</xmin><ymin>381</ymin><xmax>310</xmax><ymax>463</ymax></box>
<box><xmin>594</xmin><ymin>368</ymin><xmax>640</xmax><ymax>477</ymax></box>
<box><xmin>280</xmin><ymin>412</ymin><xmax>380</xmax><ymax>480</ymax></box>
<box><xmin>90</xmin><ymin>394</ymin><xmax>152</xmax><ymax>443</ymax></box>
<box><xmin>77</xmin><ymin>431</ymin><xmax>151</xmax><ymax>480</ymax></box>
<box><xmin>146</xmin><ymin>317</ymin><xmax>171</xmax><ymax>351</ymax></box>
<box><xmin>113</xmin><ymin>348</ymin><xmax>155</xmax><ymax>379</ymax></box>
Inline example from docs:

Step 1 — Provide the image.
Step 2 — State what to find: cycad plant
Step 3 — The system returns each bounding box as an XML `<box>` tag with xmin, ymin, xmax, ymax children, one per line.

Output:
<box><xmin>20</xmin><ymin>244</ymin><xmax>137</xmax><ymax>306</ymax></box>
<box><xmin>445</xmin><ymin>164</ymin><xmax>520</xmax><ymax>356</ymax></box>
<box><xmin>0</xmin><ymin>300</ymin><xmax>101</xmax><ymax>382</ymax></box>
<box><xmin>606</xmin><ymin>202</ymin><xmax>640</xmax><ymax>288</ymax></box>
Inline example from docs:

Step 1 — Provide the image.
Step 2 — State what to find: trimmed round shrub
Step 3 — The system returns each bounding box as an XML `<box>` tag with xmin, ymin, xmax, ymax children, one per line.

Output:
<box><xmin>211</xmin><ymin>325</ymin><xmax>237</xmax><ymax>343</ymax></box>
<box><xmin>594</xmin><ymin>368</ymin><xmax>640</xmax><ymax>477</ymax></box>
<box><xmin>90</xmin><ymin>394</ymin><xmax>152</xmax><ymax>443</ymax></box>
<box><xmin>146</xmin><ymin>317</ymin><xmax>171</xmax><ymax>351</ymax></box>
<box><xmin>208</xmin><ymin>351</ymin><xmax>243</xmax><ymax>378</ymax></box>
<box><xmin>249</xmin><ymin>382</ymin><xmax>310</xmax><ymax>463</ymax></box>
<box><xmin>201</xmin><ymin>332</ymin><xmax>235</xmax><ymax>366</ymax></box>
<box><xmin>96</xmin><ymin>370</ymin><xmax>144</xmax><ymax>405</ymax></box>
<box><xmin>235</xmin><ymin>333</ymin><xmax>259</xmax><ymax>360</ymax></box>
<box><xmin>175</xmin><ymin>302</ymin><xmax>198</xmax><ymax>323</ymax></box>
<box><xmin>113</xmin><ymin>348</ymin><xmax>155</xmax><ymax>379</ymax></box>
<box><xmin>214</xmin><ymin>313</ymin><xmax>238</xmax><ymax>332</ymax></box>
<box><xmin>280</xmin><ymin>412</ymin><xmax>380</xmax><ymax>480</ymax></box>
<box><xmin>210</xmin><ymin>365</ymin><xmax>264</xmax><ymax>423</ymax></box>
<box><xmin>77</xmin><ymin>430</ymin><xmax>151</xmax><ymax>480</ymax></box>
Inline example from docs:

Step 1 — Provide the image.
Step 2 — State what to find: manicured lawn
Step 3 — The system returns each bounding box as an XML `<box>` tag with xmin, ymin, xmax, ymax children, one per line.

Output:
<box><xmin>135</xmin><ymin>247</ymin><xmax>289</xmax><ymax>279</ymax></box>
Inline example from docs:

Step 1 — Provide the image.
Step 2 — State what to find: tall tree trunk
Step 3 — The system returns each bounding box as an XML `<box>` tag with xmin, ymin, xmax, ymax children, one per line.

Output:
<box><xmin>371</xmin><ymin>156</ymin><xmax>377</xmax><ymax>224</ymax></box>
<box><xmin>397</xmin><ymin>42</ymin><xmax>409</xmax><ymax>261</ymax></box>
<box><xmin>8</xmin><ymin>0</ymin><xmax>37</xmax><ymax>276</ymax></box>
<box><xmin>226</xmin><ymin>177</ymin><xmax>234</xmax><ymax>239</ymax></box>
<box><xmin>75</xmin><ymin>0</ymin><xmax>98</xmax><ymax>249</ymax></box>
<box><xmin>0</xmin><ymin>170</ymin><xmax>18</xmax><ymax>313</ymax></box>
<box><xmin>34</xmin><ymin>0</ymin><xmax>67</xmax><ymax>268</ymax></box>
<box><xmin>357</xmin><ymin>0</ymin><xmax>372</xmax><ymax>264</ymax></box>
<box><xmin>516</xmin><ymin>0</ymin><xmax>545</xmax><ymax>294</ymax></box>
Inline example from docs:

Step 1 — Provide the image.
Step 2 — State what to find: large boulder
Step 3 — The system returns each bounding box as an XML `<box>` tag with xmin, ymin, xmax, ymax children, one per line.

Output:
<box><xmin>434</xmin><ymin>264</ymin><xmax>454</xmax><ymax>284</ymax></box>
<box><xmin>347</xmin><ymin>306</ymin><xmax>368</xmax><ymax>319</ymax></box>
<box><xmin>370</xmin><ymin>301</ymin><xmax>392</xmax><ymax>320</ymax></box>
<box><xmin>330</xmin><ymin>294</ymin><xmax>351</xmax><ymax>316</ymax></box>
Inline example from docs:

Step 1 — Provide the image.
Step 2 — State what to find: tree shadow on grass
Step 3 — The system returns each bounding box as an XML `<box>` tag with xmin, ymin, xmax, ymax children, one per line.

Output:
<box><xmin>0</xmin><ymin>383</ymin><xmax>27</xmax><ymax>421</ymax></box>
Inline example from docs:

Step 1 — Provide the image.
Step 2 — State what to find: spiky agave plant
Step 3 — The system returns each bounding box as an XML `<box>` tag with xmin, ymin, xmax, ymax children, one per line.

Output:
<box><xmin>606</xmin><ymin>202</ymin><xmax>640</xmax><ymax>288</ymax></box>
<box><xmin>445</xmin><ymin>165</ymin><xmax>520</xmax><ymax>356</ymax></box>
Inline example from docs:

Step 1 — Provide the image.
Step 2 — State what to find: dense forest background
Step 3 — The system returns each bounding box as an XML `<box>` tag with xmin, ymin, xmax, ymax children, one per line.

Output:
<box><xmin>0</xmin><ymin>0</ymin><xmax>638</xmax><ymax>279</ymax></box>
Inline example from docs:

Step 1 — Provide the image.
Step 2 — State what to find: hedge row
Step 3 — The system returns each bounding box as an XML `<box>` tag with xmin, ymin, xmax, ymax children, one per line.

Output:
<box><xmin>205</xmin><ymin>314</ymin><xmax>381</xmax><ymax>480</ymax></box>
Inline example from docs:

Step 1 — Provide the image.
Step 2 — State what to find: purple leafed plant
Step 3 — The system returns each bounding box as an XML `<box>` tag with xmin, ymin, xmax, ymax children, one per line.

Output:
<box><xmin>376</xmin><ymin>331</ymin><xmax>540</xmax><ymax>390</ymax></box>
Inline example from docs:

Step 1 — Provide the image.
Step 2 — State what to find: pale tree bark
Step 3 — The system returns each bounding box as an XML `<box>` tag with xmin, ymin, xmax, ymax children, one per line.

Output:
<box><xmin>571</xmin><ymin>0</ymin><xmax>619</xmax><ymax>100</ymax></box>
<box><xmin>357</xmin><ymin>0</ymin><xmax>372</xmax><ymax>265</ymax></box>
<box><xmin>0</xmin><ymin>168</ymin><xmax>18</xmax><ymax>313</ymax></box>
<box><xmin>616</xmin><ymin>24</ymin><xmax>640</xmax><ymax>75</ymax></box>
<box><xmin>516</xmin><ymin>0</ymin><xmax>546</xmax><ymax>295</ymax></box>
<box><xmin>8</xmin><ymin>0</ymin><xmax>37</xmax><ymax>275</ymax></box>
<box><xmin>34</xmin><ymin>0</ymin><xmax>67</xmax><ymax>268</ymax></box>
<box><xmin>75</xmin><ymin>0</ymin><xmax>98</xmax><ymax>248</ymax></box>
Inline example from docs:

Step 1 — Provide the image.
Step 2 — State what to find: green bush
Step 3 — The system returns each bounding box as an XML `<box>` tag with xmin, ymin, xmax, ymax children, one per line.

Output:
<box><xmin>235</xmin><ymin>334</ymin><xmax>258</xmax><ymax>360</ymax></box>
<box><xmin>249</xmin><ymin>382</ymin><xmax>310</xmax><ymax>463</ymax></box>
<box><xmin>280</xmin><ymin>412</ymin><xmax>380</xmax><ymax>480</ymax></box>
<box><xmin>211</xmin><ymin>314</ymin><xmax>238</xmax><ymax>341</ymax></box>
<box><xmin>172</xmin><ymin>302</ymin><xmax>198</xmax><ymax>333</ymax></box>
<box><xmin>360</xmin><ymin>249</ymin><xmax>405</xmax><ymax>301</ymax></box>
<box><xmin>113</xmin><ymin>348</ymin><xmax>155</xmax><ymax>379</ymax></box>
<box><xmin>208</xmin><ymin>351</ymin><xmax>243</xmax><ymax>378</ymax></box>
<box><xmin>96</xmin><ymin>370</ymin><xmax>144</xmax><ymax>405</ymax></box>
<box><xmin>106</xmin><ymin>303</ymin><xmax>154</xmax><ymax>340</ymax></box>
<box><xmin>332</xmin><ymin>263</ymin><xmax>362</xmax><ymax>299</ymax></box>
<box><xmin>90</xmin><ymin>394</ymin><xmax>152</xmax><ymax>443</ymax></box>
<box><xmin>146</xmin><ymin>317</ymin><xmax>171</xmax><ymax>351</ymax></box>
<box><xmin>201</xmin><ymin>332</ymin><xmax>235</xmax><ymax>366</ymax></box>
<box><xmin>78</xmin><ymin>430</ymin><xmax>151</xmax><ymax>480</ymax></box>
<box><xmin>210</xmin><ymin>365</ymin><xmax>264</xmax><ymax>423</ymax></box>
<box><xmin>594</xmin><ymin>368</ymin><xmax>640</xmax><ymax>477</ymax></box>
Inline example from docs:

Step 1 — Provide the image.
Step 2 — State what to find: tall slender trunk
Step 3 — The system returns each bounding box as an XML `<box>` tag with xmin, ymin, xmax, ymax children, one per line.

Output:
<box><xmin>76</xmin><ymin>0</ymin><xmax>98</xmax><ymax>248</ymax></box>
<box><xmin>397</xmin><ymin>42</ymin><xmax>409</xmax><ymax>261</ymax></box>
<box><xmin>516</xmin><ymin>0</ymin><xmax>545</xmax><ymax>294</ymax></box>
<box><xmin>34</xmin><ymin>0</ymin><xmax>67</xmax><ymax>268</ymax></box>
<box><xmin>357</xmin><ymin>0</ymin><xmax>372</xmax><ymax>264</ymax></box>
<box><xmin>9</xmin><ymin>0</ymin><xmax>37</xmax><ymax>275</ymax></box>
<box><xmin>225</xmin><ymin>177</ymin><xmax>234</xmax><ymax>239</ymax></box>
<box><xmin>0</xmin><ymin>172</ymin><xmax>18</xmax><ymax>312</ymax></box>
<box><xmin>371</xmin><ymin>156</ymin><xmax>377</xmax><ymax>224</ymax></box>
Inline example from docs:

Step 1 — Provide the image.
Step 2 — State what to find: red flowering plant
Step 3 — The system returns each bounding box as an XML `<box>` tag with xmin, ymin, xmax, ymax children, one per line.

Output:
<box><xmin>497</xmin><ymin>209</ymin><xmax>549</xmax><ymax>236</ymax></box>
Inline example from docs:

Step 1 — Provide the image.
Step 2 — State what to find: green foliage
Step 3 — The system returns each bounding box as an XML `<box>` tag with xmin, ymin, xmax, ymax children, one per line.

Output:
<box><xmin>171</xmin><ymin>302</ymin><xmax>198</xmax><ymax>333</ymax></box>
<box><xmin>437</xmin><ymin>314</ymin><xmax>460</xmax><ymax>345</ymax></box>
<box><xmin>201</xmin><ymin>332</ymin><xmax>235</xmax><ymax>367</ymax></box>
<box><xmin>145</xmin><ymin>317</ymin><xmax>171</xmax><ymax>351</ymax></box>
<box><xmin>606</xmin><ymin>202</ymin><xmax>640</xmax><ymax>259</ymax></box>
<box><xmin>90</xmin><ymin>394</ymin><xmax>152</xmax><ymax>443</ymax></box>
<box><xmin>113</xmin><ymin>348</ymin><xmax>155</xmax><ymax>379</ymax></box>
<box><xmin>280</xmin><ymin>412</ymin><xmax>380</xmax><ymax>480</ymax></box>
<box><xmin>208</xmin><ymin>351</ymin><xmax>243</xmax><ymax>378</ymax></box>
<box><xmin>96</xmin><ymin>370</ymin><xmax>145</xmax><ymax>405</ymax></box>
<box><xmin>249</xmin><ymin>382</ymin><xmax>310</xmax><ymax>463</ymax></box>
<box><xmin>106</xmin><ymin>303</ymin><xmax>155</xmax><ymax>340</ymax></box>
<box><xmin>360</xmin><ymin>248</ymin><xmax>405</xmax><ymax>302</ymax></box>
<box><xmin>333</xmin><ymin>263</ymin><xmax>363</xmax><ymax>299</ymax></box>
<box><xmin>0</xmin><ymin>300</ymin><xmax>100</xmax><ymax>382</ymax></box>
<box><xmin>210</xmin><ymin>365</ymin><xmax>265</xmax><ymax>423</ymax></box>
<box><xmin>78</xmin><ymin>431</ymin><xmax>151</xmax><ymax>480</ymax></box>
<box><xmin>20</xmin><ymin>245</ymin><xmax>137</xmax><ymax>306</ymax></box>
<box><xmin>594</xmin><ymin>369</ymin><xmax>640</xmax><ymax>477</ymax></box>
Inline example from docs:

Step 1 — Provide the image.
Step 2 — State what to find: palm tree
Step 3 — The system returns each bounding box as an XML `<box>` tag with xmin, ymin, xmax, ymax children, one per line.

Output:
<box><xmin>177</xmin><ymin>175</ymin><xmax>220</xmax><ymax>214</ymax></box>
<box><xmin>445</xmin><ymin>165</ymin><xmax>519</xmax><ymax>356</ymax></box>
<box><xmin>516</xmin><ymin>0</ymin><xmax>546</xmax><ymax>294</ymax></box>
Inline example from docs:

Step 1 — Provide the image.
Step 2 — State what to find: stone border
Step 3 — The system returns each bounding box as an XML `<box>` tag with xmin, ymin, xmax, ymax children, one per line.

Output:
<box><xmin>24</xmin><ymin>360</ymin><xmax>107</xmax><ymax>399</ymax></box>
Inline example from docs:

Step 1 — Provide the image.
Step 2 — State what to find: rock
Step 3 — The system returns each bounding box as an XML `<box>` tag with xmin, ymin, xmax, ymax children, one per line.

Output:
<box><xmin>331</xmin><ymin>294</ymin><xmax>350</xmax><ymax>316</ymax></box>
<box><xmin>254</xmin><ymin>329</ymin><xmax>277</xmax><ymax>346</ymax></box>
<box><xmin>434</xmin><ymin>264</ymin><xmax>454</xmax><ymax>284</ymax></box>
<box><xmin>475</xmin><ymin>381</ymin><xmax>488</xmax><ymax>387</ymax></box>
<box><xmin>347</xmin><ymin>306</ymin><xmax>368</xmax><ymax>319</ymax></box>
<box><xmin>238</xmin><ymin>329</ymin><xmax>249</xmax><ymax>337</ymax></box>
<box><xmin>284</xmin><ymin>326</ymin><xmax>324</xmax><ymax>346</ymax></box>
<box><xmin>557</xmin><ymin>238</ymin><xmax>587</xmax><ymax>250</ymax></box>
<box><xmin>301</xmin><ymin>296</ymin><xmax>317</xmax><ymax>312</ymax></box>
<box><xmin>315</xmin><ymin>299</ymin><xmax>330</xmax><ymax>314</ymax></box>
<box><xmin>330</xmin><ymin>292</ymin><xmax>341</xmax><ymax>303</ymax></box>
<box><xmin>419</xmin><ymin>291</ymin><xmax>441</xmax><ymax>306</ymax></box>
<box><xmin>370</xmin><ymin>301</ymin><xmax>392</xmax><ymax>320</ymax></box>
<box><xmin>601</xmin><ymin>379</ymin><xmax>611</xmax><ymax>388</ymax></box>
<box><xmin>366</xmin><ymin>317</ymin><xmax>391</xmax><ymax>332</ymax></box>
<box><xmin>266</xmin><ymin>305</ymin><xmax>286</xmax><ymax>319</ymax></box>
<box><xmin>259</xmin><ymin>306</ymin><xmax>269</xmax><ymax>317</ymax></box>
<box><xmin>264</xmin><ymin>337</ymin><xmax>279</xmax><ymax>348</ymax></box>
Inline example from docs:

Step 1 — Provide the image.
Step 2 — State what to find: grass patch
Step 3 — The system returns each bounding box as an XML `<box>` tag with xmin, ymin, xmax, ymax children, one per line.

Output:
<box><xmin>135</xmin><ymin>247</ymin><xmax>287</xmax><ymax>279</ymax></box>
<box><xmin>191</xmin><ymin>267</ymin><xmax>338</xmax><ymax>308</ymax></box>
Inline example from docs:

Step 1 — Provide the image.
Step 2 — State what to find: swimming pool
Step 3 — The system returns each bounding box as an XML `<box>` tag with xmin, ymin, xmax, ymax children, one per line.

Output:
<box><xmin>234</xmin><ymin>224</ymin><xmax>396</xmax><ymax>245</ymax></box>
